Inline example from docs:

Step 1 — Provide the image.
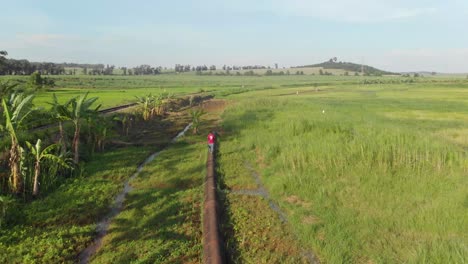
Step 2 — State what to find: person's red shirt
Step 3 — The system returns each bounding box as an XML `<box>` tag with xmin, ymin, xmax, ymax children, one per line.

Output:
<box><xmin>207</xmin><ymin>133</ymin><xmax>215</xmax><ymax>144</ymax></box>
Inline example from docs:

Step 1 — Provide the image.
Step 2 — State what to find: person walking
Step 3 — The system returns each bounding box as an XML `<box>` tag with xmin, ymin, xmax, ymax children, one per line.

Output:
<box><xmin>207</xmin><ymin>131</ymin><xmax>215</xmax><ymax>153</ymax></box>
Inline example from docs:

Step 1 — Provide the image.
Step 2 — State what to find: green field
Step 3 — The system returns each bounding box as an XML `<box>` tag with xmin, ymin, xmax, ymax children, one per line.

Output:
<box><xmin>220</xmin><ymin>85</ymin><xmax>468</xmax><ymax>262</ymax></box>
<box><xmin>1</xmin><ymin>74</ymin><xmax>460</xmax><ymax>108</ymax></box>
<box><xmin>1</xmin><ymin>74</ymin><xmax>467</xmax><ymax>263</ymax></box>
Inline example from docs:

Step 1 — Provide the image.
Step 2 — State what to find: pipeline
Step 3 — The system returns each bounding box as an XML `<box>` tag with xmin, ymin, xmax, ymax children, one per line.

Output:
<box><xmin>203</xmin><ymin>145</ymin><xmax>226</xmax><ymax>264</ymax></box>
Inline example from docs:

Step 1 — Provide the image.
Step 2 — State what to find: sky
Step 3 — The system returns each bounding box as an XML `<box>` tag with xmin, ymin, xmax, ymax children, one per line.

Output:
<box><xmin>1</xmin><ymin>0</ymin><xmax>468</xmax><ymax>72</ymax></box>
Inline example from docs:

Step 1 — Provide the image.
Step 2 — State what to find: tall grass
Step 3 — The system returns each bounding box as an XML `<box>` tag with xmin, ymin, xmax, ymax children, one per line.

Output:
<box><xmin>221</xmin><ymin>97</ymin><xmax>468</xmax><ymax>263</ymax></box>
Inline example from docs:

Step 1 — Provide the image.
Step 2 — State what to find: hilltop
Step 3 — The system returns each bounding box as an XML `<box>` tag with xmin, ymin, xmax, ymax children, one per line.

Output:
<box><xmin>294</xmin><ymin>59</ymin><xmax>399</xmax><ymax>76</ymax></box>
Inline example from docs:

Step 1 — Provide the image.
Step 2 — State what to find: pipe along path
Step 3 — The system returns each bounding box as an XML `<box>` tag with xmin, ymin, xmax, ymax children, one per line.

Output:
<box><xmin>203</xmin><ymin>142</ymin><xmax>226</xmax><ymax>264</ymax></box>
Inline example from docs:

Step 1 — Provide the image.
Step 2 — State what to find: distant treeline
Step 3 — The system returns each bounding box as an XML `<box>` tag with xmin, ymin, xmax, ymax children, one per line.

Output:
<box><xmin>1</xmin><ymin>51</ymin><xmax>286</xmax><ymax>76</ymax></box>
<box><xmin>174</xmin><ymin>64</ymin><xmax>272</xmax><ymax>73</ymax></box>
<box><xmin>0</xmin><ymin>56</ymin><xmax>275</xmax><ymax>76</ymax></box>
<box><xmin>0</xmin><ymin>51</ymin><xmax>400</xmax><ymax>77</ymax></box>
<box><xmin>0</xmin><ymin>59</ymin><xmax>162</xmax><ymax>76</ymax></box>
<box><xmin>0</xmin><ymin>58</ymin><xmax>67</xmax><ymax>75</ymax></box>
<box><xmin>196</xmin><ymin>69</ymin><xmax>305</xmax><ymax>77</ymax></box>
<box><xmin>0</xmin><ymin>51</ymin><xmax>165</xmax><ymax>76</ymax></box>
<box><xmin>295</xmin><ymin>59</ymin><xmax>399</xmax><ymax>76</ymax></box>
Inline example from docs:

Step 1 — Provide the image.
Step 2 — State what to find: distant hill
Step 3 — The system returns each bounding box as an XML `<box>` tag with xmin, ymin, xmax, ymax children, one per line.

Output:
<box><xmin>294</xmin><ymin>61</ymin><xmax>399</xmax><ymax>76</ymax></box>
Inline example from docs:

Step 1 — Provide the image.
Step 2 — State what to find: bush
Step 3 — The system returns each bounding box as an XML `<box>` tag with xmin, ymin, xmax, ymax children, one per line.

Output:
<box><xmin>0</xmin><ymin>196</ymin><xmax>18</xmax><ymax>227</ymax></box>
<box><xmin>29</xmin><ymin>72</ymin><xmax>55</xmax><ymax>90</ymax></box>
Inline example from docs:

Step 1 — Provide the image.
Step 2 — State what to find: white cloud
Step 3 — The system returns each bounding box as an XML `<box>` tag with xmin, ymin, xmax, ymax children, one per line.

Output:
<box><xmin>261</xmin><ymin>0</ymin><xmax>437</xmax><ymax>22</ymax></box>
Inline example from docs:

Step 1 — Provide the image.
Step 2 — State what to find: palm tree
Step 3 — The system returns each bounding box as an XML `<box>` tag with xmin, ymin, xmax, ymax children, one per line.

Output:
<box><xmin>190</xmin><ymin>108</ymin><xmax>205</xmax><ymax>134</ymax></box>
<box><xmin>25</xmin><ymin>139</ymin><xmax>71</xmax><ymax>197</ymax></box>
<box><xmin>68</xmin><ymin>93</ymin><xmax>100</xmax><ymax>164</ymax></box>
<box><xmin>1</xmin><ymin>93</ymin><xmax>35</xmax><ymax>194</ymax></box>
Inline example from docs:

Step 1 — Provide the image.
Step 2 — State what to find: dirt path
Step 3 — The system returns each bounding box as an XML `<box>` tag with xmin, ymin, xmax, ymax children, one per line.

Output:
<box><xmin>236</xmin><ymin>162</ymin><xmax>319</xmax><ymax>263</ymax></box>
<box><xmin>78</xmin><ymin>123</ymin><xmax>192</xmax><ymax>264</ymax></box>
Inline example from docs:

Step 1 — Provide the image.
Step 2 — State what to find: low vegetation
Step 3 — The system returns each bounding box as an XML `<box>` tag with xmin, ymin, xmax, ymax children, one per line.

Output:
<box><xmin>0</xmin><ymin>146</ymin><xmax>154</xmax><ymax>263</ymax></box>
<box><xmin>0</xmin><ymin>72</ymin><xmax>467</xmax><ymax>263</ymax></box>
<box><xmin>219</xmin><ymin>84</ymin><xmax>468</xmax><ymax>262</ymax></box>
<box><xmin>0</xmin><ymin>85</ymin><xmax>196</xmax><ymax>262</ymax></box>
<box><xmin>218</xmin><ymin>136</ymin><xmax>312</xmax><ymax>263</ymax></box>
<box><xmin>90</xmin><ymin>131</ymin><xmax>206</xmax><ymax>263</ymax></box>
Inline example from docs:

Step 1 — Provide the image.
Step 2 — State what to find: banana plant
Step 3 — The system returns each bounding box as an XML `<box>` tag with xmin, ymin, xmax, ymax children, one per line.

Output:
<box><xmin>67</xmin><ymin>93</ymin><xmax>100</xmax><ymax>164</ymax></box>
<box><xmin>1</xmin><ymin>93</ymin><xmax>35</xmax><ymax>194</ymax></box>
<box><xmin>190</xmin><ymin>108</ymin><xmax>205</xmax><ymax>134</ymax></box>
<box><xmin>48</xmin><ymin>94</ymin><xmax>73</xmax><ymax>154</ymax></box>
<box><xmin>86</xmin><ymin>114</ymin><xmax>108</xmax><ymax>154</ymax></box>
<box><xmin>25</xmin><ymin>139</ymin><xmax>72</xmax><ymax>197</ymax></box>
<box><xmin>135</xmin><ymin>94</ymin><xmax>155</xmax><ymax>121</ymax></box>
<box><xmin>155</xmin><ymin>92</ymin><xmax>173</xmax><ymax>116</ymax></box>
<box><xmin>0</xmin><ymin>81</ymin><xmax>17</xmax><ymax>101</ymax></box>
<box><xmin>112</xmin><ymin>114</ymin><xmax>132</xmax><ymax>136</ymax></box>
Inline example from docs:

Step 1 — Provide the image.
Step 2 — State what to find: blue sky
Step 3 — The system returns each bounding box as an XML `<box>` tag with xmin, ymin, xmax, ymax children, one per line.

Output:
<box><xmin>1</xmin><ymin>0</ymin><xmax>468</xmax><ymax>72</ymax></box>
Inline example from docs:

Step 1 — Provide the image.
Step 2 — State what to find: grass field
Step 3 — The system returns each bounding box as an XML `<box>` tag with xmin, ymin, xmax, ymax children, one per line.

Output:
<box><xmin>219</xmin><ymin>83</ymin><xmax>468</xmax><ymax>262</ymax></box>
<box><xmin>0</xmin><ymin>102</ymin><xmax>191</xmax><ymax>263</ymax></box>
<box><xmin>0</xmin><ymin>146</ymin><xmax>155</xmax><ymax>263</ymax></box>
<box><xmin>1</xmin><ymin>74</ymin><xmax>467</xmax><ymax>263</ymax></box>
<box><xmin>2</xmin><ymin>74</ymin><xmax>338</xmax><ymax>108</ymax></box>
<box><xmin>89</xmin><ymin>135</ymin><xmax>206</xmax><ymax>263</ymax></box>
<box><xmin>2</xmin><ymin>73</ymin><xmax>462</xmax><ymax>109</ymax></box>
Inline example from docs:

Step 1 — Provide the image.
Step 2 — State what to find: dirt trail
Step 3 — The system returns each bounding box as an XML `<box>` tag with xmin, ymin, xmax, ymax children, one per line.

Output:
<box><xmin>228</xmin><ymin>162</ymin><xmax>287</xmax><ymax>223</ymax></box>
<box><xmin>78</xmin><ymin>123</ymin><xmax>192</xmax><ymax>264</ymax></box>
<box><xmin>225</xmin><ymin>161</ymin><xmax>319</xmax><ymax>263</ymax></box>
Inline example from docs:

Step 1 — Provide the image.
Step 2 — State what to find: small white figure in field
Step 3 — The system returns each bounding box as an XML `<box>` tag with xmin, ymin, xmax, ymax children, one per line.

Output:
<box><xmin>322</xmin><ymin>110</ymin><xmax>325</xmax><ymax>114</ymax></box>
<box><xmin>296</xmin><ymin>91</ymin><xmax>299</xmax><ymax>95</ymax></box>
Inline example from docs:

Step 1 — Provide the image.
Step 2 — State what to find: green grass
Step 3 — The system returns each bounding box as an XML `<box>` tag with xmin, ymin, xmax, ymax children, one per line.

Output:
<box><xmin>90</xmin><ymin>136</ymin><xmax>206</xmax><ymax>263</ymax></box>
<box><xmin>217</xmin><ymin>141</ymin><xmax>311</xmax><ymax>263</ymax></box>
<box><xmin>3</xmin><ymin>74</ymin><xmax>467</xmax><ymax>109</ymax></box>
<box><xmin>2</xmin><ymin>74</ymin><xmax>468</xmax><ymax>263</ymax></box>
<box><xmin>120</xmin><ymin>97</ymin><xmax>311</xmax><ymax>263</ymax></box>
<box><xmin>222</xmin><ymin>194</ymin><xmax>310</xmax><ymax>263</ymax></box>
<box><xmin>0</xmin><ymin>95</ymin><xmax>200</xmax><ymax>263</ymax></box>
<box><xmin>218</xmin><ymin>82</ymin><xmax>468</xmax><ymax>263</ymax></box>
<box><xmin>215</xmin><ymin>104</ymin><xmax>305</xmax><ymax>263</ymax></box>
<box><xmin>0</xmin><ymin>146</ymin><xmax>154</xmax><ymax>263</ymax></box>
